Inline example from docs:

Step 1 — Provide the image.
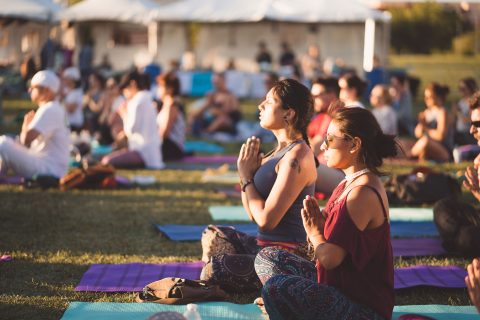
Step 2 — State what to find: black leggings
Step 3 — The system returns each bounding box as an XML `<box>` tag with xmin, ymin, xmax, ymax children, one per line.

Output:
<box><xmin>433</xmin><ymin>197</ymin><xmax>480</xmax><ymax>256</ymax></box>
<box><xmin>162</xmin><ymin>137</ymin><xmax>184</xmax><ymax>161</ymax></box>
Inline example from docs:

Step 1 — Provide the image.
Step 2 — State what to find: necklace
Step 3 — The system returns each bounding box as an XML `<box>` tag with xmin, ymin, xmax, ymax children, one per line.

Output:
<box><xmin>344</xmin><ymin>168</ymin><xmax>370</xmax><ymax>183</ymax></box>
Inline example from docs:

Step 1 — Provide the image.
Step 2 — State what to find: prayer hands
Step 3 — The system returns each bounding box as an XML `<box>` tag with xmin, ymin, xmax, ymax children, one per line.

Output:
<box><xmin>463</xmin><ymin>167</ymin><xmax>480</xmax><ymax>202</ymax></box>
<box><xmin>466</xmin><ymin>258</ymin><xmax>480</xmax><ymax>313</ymax></box>
<box><xmin>301</xmin><ymin>195</ymin><xmax>326</xmax><ymax>242</ymax></box>
<box><xmin>237</xmin><ymin>136</ymin><xmax>262</xmax><ymax>180</ymax></box>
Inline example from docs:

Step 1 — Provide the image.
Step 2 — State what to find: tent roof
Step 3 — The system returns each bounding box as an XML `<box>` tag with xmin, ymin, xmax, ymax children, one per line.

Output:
<box><xmin>59</xmin><ymin>0</ymin><xmax>161</xmax><ymax>25</ymax></box>
<box><xmin>0</xmin><ymin>0</ymin><xmax>61</xmax><ymax>22</ymax></box>
<box><xmin>149</xmin><ymin>0</ymin><xmax>391</xmax><ymax>23</ymax></box>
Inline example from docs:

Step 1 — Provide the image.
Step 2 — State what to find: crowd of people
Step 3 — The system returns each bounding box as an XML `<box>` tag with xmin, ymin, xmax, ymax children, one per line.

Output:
<box><xmin>3</xmin><ymin>49</ymin><xmax>480</xmax><ymax>319</ymax></box>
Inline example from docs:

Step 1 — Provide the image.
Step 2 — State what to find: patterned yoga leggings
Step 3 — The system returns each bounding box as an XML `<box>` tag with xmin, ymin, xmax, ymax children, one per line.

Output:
<box><xmin>254</xmin><ymin>247</ymin><xmax>385</xmax><ymax>320</ymax></box>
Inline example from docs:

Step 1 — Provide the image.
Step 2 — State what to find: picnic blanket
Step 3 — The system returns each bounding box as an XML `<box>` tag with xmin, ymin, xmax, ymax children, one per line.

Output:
<box><xmin>61</xmin><ymin>302</ymin><xmax>478</xmax><ymax>320</ymax></box>
<box><xmin>155</xmin><ymin>221</ymin><xmax>438</xmax><ymax>241</ymax></box>
<box><xmin>75</xmin><ymin>262</ymin><xmax>204</xmax><ymax>292</ymax></box>
<box><xmin>209</xmin><ymin>206</ymin><xmax>434</xmax><ymax>222</ymax></box>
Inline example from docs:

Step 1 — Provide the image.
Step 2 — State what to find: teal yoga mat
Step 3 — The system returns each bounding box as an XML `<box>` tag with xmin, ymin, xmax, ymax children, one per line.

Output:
<box><xmin>209</xmin><ymin>206</ymin><xmax>434</xmax><ymax>222</ymax></box>
<box><xmin>392</xmin><ymin>305</ymin><xmax>478</xmax><ymax>320</ymax></box>
<box><xmin>61</xmin><ymin>302</ymin><xmax>263</xmax><ymax>320</ymax></box>
<box><xmin>61</xmin><ymin>302</ymin><xmax>477</xmax><ymax>320</ymax></box>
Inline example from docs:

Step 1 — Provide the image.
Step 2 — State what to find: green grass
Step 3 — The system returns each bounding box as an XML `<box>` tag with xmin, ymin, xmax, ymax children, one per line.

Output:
<box><xmin>0</xmin><ymin>163</ymin><xmax>475</xmax><ymax>320</ymax></box>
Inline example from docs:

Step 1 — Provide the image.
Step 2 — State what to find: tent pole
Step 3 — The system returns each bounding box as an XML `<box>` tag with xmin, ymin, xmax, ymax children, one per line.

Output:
<box><xmin>363</xmin><ymin>18</ymin><xmax>375</xmax><ymax>72</ymax></box>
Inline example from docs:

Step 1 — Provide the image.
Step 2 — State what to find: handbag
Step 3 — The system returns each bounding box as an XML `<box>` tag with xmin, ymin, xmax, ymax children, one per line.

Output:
<box><xmin>136</xmin><ymin>277</ymin><xmax>226</xmax><ymax>305</ymax></box>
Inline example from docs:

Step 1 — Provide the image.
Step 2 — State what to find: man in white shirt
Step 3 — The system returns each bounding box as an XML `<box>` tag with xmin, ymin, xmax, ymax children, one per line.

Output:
<box><xmin>0</xmin><ymin>70</ymin><xmax>71</xmax><ymax>178</ymax></box>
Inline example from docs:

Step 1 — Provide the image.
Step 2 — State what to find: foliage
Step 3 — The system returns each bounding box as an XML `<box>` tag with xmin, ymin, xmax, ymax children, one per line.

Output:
<box><xmin>452</xmin><ymin>31</ymin><xmax>479</xmax><ymax>56</ymax></box>
<box><xmin>390</xmin><ymin>3</ymin><xmax>461</xmax><ymax>54</ymax></box>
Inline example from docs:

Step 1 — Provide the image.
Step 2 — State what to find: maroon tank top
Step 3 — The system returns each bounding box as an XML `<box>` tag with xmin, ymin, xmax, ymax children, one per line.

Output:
<box><xmin>317</xmin><ymin>181</ymin><xmax>394</xmax><ymax>319</ymax></box>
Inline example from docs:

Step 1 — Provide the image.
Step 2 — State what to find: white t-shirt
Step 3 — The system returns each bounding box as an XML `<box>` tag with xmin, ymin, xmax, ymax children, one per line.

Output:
<box><xmin>124</xmin><ymin>91</ymin><xmax>164</xmax><ymax>169</ymax></box>
<box><xmin>372</xmin><ymin>105</ymin><xmax>398</xmax><ymax>135</ymax></box>
<box><xmin>28</xmin><ymin>100</ymin><xmax>71</xmax><ymax>177</ymax></box>
<box><xmin>64</xmin><ymin>88</ymin><xmax>84</xmax><ymax>127</ymax></box>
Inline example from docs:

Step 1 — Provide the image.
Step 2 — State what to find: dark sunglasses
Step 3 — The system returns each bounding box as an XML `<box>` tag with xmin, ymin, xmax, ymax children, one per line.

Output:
<box><xmin>322</xmin><ymin>134</ymin><xmax>352</xmax><ymax>149</ymax></box>
<box><xmin>471</xmin><ymin>121</ymin><xmax>480</xmax><ymax>128</ymax></box>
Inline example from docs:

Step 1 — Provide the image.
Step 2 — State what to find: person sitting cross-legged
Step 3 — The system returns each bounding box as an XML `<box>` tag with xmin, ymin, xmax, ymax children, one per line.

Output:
<box><xmin>255</xmin><ymin>107</ymin><xmax>398</xmax><ymax>320</ymax></box>
<box><xmin>0</xmin><ymin>70</ymin><xmax>70</xmax><ymax>179</ymax></box>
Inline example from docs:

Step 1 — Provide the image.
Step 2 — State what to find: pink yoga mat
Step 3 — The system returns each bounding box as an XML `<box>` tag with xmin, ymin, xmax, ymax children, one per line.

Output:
<box><xmin>75</xmin><ymin>262</ymin><xmax>204</xmax><ymax>292</ymax></box>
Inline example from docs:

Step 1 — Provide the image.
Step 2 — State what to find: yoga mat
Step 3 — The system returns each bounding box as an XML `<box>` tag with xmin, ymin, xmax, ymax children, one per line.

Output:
<box><xmin>61</xmin><ymin>302</ymin><xmax>263</xmax><ymax>320</ymax></box>
<box><xmin>209</xmin><ymin>206</ymin><xmax>434</xmax><ymax>222</ymax></box>
<box><xmin>394</xmin><ymin>265</ymin><xmax>466</xmax><ymax>289</ymax></box>
<box><xmin>75</xmin><ymin>262</ymin><xmax>204</xmax><ymax>292</ymax></box>
<box><xmin>182</xmin><ymin>155</ymin><xmax>237</xmax><ymax>164</ymax></box>
<box><xmin>184</xmin><ymin>141</ymin><xmax>225</xmax><ymax>154</ymax></box>
<box><xmin>390</xmin><ymin>221</ymin><xmax>438</xmax><ymax>238</ymax></box>
<box><xmin>155</xmin><ymin>224</ymin><xmax>257</xmax><ymax>241</ymax></box>
<box><xmin>392</xmin><ymin>238</ymin><xmax>446</xmax><ymax>257</ymax></box>
<box><xmin>392</xmin><ymin>305</ymin><xmax>478</xmax><ymax>320</ymax></box>
<box><xmin>0</xmin><ymin>176</ymin><xmax>23</xmax><ymax>185</ymax></box>
<box><xmin>155</xmin><ymin>222</ymin><xmax>438</xmax><ymax>242</ymax></box>
<box><xmin>61</xmin><ymin>302</ymin><xmax>477</xmax><ymax>320</ymax></box>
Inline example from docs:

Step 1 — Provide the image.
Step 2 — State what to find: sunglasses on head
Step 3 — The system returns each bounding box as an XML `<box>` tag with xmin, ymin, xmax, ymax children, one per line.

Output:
<box><xmin>471</xmin><ymin>121</ymin><xmax>480</xmax><ymax>128</ymax></box>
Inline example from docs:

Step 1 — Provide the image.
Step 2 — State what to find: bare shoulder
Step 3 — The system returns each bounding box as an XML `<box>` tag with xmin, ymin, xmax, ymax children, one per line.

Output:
<box><xmin>346</xmin><ymin>176</ymin><xmax>388</xmax><ymax>229</ymax></box>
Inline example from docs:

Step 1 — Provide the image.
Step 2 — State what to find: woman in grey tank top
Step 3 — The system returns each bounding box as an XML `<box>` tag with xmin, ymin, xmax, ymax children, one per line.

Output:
<box><xmin>200</xmin><ymin>79</ymin><xmax>317</xmax><ymax>293</ymax></box>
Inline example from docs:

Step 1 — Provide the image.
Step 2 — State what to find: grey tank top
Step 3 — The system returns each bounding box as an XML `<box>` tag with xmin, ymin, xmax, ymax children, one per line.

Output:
<box><xmin>253</xmin><ymin>140</ymin><xmax>315</xmax><ymax>243</ymax></box>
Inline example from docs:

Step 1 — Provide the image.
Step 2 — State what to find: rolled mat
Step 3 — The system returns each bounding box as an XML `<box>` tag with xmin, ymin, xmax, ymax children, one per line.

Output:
<box><xmin>394</xmin><ymin>265</ymin><xmax>466</xmax><ymax>289</ymax></box>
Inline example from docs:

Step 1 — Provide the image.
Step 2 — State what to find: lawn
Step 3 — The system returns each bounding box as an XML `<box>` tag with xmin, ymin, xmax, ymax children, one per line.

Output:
<box><xmin>0</xmin><ymin>54</ymin><xmax>479</xmax><ymax>319</ymax></box>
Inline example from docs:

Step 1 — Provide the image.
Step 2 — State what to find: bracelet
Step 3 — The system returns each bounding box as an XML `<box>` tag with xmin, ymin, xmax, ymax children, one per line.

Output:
<box><xmin>240</xmin><ymin>178</ymin><xmax>254</xmax><ymax>192</ymax></box>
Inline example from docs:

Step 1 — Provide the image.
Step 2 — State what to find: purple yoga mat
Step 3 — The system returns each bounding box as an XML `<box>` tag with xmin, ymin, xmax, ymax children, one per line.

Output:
<box><xmin>182</xmin><ymin>155</ymin><xmax>237</xmax><ymax>164</ymax></box>
<box><xmin>75</xmin><ymin>262</ymin><xmax>204</xmax><ymax>292</ymax></box>
<box><xmin>394</xmin><ymin>265</ymin><xmax>467</xmax><ymax>289</ymax></box>
<box><xmin>0</xmin><ymin>176</ymin><xmax>23</xmax><ymax>185</ymax></box>
<box><xmin>392</xmin><ymin>238</ymin><xmax>446</xmax><ymax>257</ymax></box>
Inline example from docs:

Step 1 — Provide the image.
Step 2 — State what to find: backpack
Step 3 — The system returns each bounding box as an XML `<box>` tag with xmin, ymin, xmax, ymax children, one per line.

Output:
<box><xmin>59</xmin><ymin>164</ymin><xmax>116</xmax><ymax>191</ymax></box>
<box><xmin>136</xmin><ymin>277</ymin><xmax>226</xmax><ymax>304</ymax></box>
<box><xmin>385</xmin><ymin>168</ymin><xmax>461</xmax><ymax>205</ymax></box>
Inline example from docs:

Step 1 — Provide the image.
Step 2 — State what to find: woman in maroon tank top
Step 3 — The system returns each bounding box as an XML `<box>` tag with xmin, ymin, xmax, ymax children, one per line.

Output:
<box><xmin>255</xmin><ymin>107</ymin><xmax>399</xmax><ymax>319</ymax></box>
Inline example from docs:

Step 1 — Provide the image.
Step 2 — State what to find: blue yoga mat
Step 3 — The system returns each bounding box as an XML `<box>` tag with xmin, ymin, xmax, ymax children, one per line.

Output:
<box><xmin>61</xmin><ymin>302</ymin><xmax>263</xmax><ymax>320</ymax></box>
<box><xmin>155</xmin><ymin>224</ymin><xmax>258</xmax><ymax>241</ymax></box>
<box><xmin>155</xmin><ymin>221</ymin><xmax>436</xmax><ymax>241</ymax></box>
<box><xmin>390</xmin><ymin>221</ymin><xmax>438</xmax><ymax>238</ymax></box>
<box><xmin>184</xmin><ymin>141</ymin><xmax>225</xmax><ymax>154</ymax></box>
<box><xmin>392</xmin><ymin>305</ymin><xmax>478</xmax><ymax>320</ymax></box>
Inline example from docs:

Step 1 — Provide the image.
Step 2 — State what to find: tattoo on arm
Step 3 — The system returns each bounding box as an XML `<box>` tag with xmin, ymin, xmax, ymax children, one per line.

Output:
<box><xmin>289</xmin><ymin>158</ymin><xmax>301</xmax><ymax>173</ymax></box>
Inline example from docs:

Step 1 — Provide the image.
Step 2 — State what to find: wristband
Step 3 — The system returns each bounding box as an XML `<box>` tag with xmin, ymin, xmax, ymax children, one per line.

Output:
<box><xmin>240</xmin><ymin>178</ymin><xmax>254</xmax><ymax>192</ymax></box>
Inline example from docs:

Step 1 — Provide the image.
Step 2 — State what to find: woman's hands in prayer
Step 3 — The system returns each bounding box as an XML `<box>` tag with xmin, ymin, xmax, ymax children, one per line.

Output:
<box><xmin>464</xmin><ymin>166</ymin><xmax>480</xmax><ymax>202</ymax></box>
<box><xmin>301</xmin><ymin>195</ymin><xmax>326</xmax><ymax>243</ymax></box>
<box><xmin>238</xmin><ymin>136</ymin><xmax>262</xmax><ymax>180</ymax></box>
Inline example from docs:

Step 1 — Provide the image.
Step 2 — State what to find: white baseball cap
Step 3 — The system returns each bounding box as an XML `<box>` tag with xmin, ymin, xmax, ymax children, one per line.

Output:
<box><xmin>31</xmin><ymin>70</ymin><xmax>60</xmax><ymax>94</ymax></box>
<box><xmin>63</xmin><ymin>67</ymin><xmax>81</xmax><ymax>81</ymax></box>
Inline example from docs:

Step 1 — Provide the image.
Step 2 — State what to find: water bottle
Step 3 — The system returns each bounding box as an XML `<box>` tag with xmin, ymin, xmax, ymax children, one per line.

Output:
<box><xmin>183</xmin><ymin>303</ymin><xmax>201</xmax><ymax>320</ymax></box>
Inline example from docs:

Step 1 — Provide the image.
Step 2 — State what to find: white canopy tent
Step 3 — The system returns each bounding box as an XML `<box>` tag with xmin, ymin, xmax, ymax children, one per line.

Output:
<box><xmin>0</xmin><ymin>0</ymin><xmax>61</xmax><ymax>66</ymax></box>
<box><xmin>0</xmin><ymin>0</ymin><xmax>60</xmax><ymax>22</ymax></box>
<box><xmin>148</xmin><ymin>0</ymin><xmax>391</xmax><ymax>73</ymax></box>
<box><xmin>58</xmin><ymin>0</ymin><xmax>187</xmax><ymax>70</ymax></box>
